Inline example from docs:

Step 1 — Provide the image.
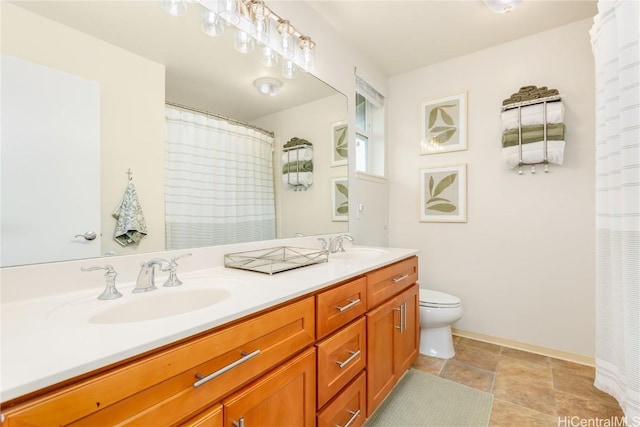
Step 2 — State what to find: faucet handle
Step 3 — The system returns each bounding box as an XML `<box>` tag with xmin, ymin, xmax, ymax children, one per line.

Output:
<box><xmin>81</xmin><ymin>264</ymin><xmax>123</xmax><ymax>300</ymax></box>
<box><xmin>164</xmin><ymin>253</ymin><xmax>192</xmax><ymax>288</ymax></box>
<box><xmin>317</xmin><ymin>237</ymin><xmax>328</xmax><ymax>251</ymax></box>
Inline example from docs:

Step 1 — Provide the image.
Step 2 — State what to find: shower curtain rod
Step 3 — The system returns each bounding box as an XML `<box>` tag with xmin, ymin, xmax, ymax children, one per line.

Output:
<box><xmin>165</xmin><ymin>101</ymin><xmax>275</xmax><ymax>138</ymax></box>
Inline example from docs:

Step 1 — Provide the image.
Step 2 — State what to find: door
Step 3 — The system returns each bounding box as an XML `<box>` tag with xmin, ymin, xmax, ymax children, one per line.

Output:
<box><xmin>366</xmin><ymin>296</ymin><xmax>399</xmax><ymax>416</ymax></box>
<box><xmin>395</xmin><ymin>284</ymin><xmax>419</xmax><ymax>375</ymax></box>
<box><xmin>223</xmin><ymin>348</ymin><xmax>316</xmax><ymax>427</ymax></box>
<box><xmin>1</xmin><ymin>54</ymin><xmax>100</xmax><ymax>266</ymax></box>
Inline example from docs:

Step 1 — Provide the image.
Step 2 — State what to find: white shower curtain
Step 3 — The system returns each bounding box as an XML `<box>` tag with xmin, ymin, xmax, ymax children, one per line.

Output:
<box><xmin>591</xmin><ymin>0</ymin><xmax>640</xmax><ymax>420</ymax></box>
<box><xmin>164</xmin><ymin>106</ymin><xmax>276</xmax><ymax>249</ymax></box>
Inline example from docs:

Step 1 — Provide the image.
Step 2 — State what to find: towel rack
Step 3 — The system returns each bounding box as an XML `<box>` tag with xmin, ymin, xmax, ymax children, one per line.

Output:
<box><xmin>501</xmin><ymin>89</ymin><xmax>564</xmax><ymax>175</ymax></box>
<box><xmin>283</xmin><ymin>143</ymin><xmax>313</xmax><ymax>191</ymax></box>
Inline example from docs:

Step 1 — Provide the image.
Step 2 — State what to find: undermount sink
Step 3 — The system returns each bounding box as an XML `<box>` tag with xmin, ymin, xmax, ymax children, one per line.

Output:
<box><xmin>89</xmin><ymin>288</ymin><xmax>231</xmax><ymax>324</ymax></box>
<box><xmin>331</xmin><ymin>247</ymin><xmax>389</xmax><ymax>260</ymax></box>
<box><xmin>47</xmin><ymin>277</ymin><xmax>244</xmax><ymax>325</ymax></box>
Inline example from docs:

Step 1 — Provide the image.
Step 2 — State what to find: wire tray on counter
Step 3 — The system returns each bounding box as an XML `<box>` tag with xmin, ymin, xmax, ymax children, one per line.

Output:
<box><xmin>224</xmin><ymin>246</ymin><xmax>329</xmax><ymax>275</ymax></box>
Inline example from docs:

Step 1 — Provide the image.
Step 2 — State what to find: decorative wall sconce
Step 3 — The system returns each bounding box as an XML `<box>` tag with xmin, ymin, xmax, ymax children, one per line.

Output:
<box><xmin>162</xmin><ymin>0</ymin><xmax>316</xmax><ymax>78</ymax></box>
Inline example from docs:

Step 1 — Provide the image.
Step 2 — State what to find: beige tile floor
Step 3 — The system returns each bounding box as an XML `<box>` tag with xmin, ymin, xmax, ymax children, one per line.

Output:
<box><xmin>412</xmin><ymin>336</ymin><xmax>626</xmax><ymax>427</ymax></box>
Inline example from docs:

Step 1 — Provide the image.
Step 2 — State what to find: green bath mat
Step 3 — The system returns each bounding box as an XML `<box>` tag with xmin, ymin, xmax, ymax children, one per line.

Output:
<box><xmin>364</xmin><ymin>368</ymin><xmax>493</xmax><ymax>427</ymax></box>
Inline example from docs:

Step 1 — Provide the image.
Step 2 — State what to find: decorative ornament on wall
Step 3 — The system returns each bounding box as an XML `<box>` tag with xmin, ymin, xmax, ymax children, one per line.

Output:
<box><xmin>419</xmin><ymin>92</ymin><xmax>467</xmax><ymax>154</ymax></box>
<box><xmin>419</xmin><ymin>164</ymin><xmax>467</xmax><ymax>223</ymax></box>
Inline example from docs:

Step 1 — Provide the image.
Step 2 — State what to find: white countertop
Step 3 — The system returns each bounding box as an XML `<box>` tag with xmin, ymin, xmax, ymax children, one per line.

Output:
<box><xmin>0</xmin><ymin>246</ymin><xmax>418</xmax><ymax>402</ymax></box>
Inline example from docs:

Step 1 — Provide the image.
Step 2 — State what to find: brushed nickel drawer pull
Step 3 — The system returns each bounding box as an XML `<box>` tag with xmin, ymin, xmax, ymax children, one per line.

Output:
<box><xmin>338</xmin><ymin>409</ymin><xmax>361</xmax><ymax>427</ymax></box>
<box><xmin>392</xmin><ymin>273</ymin><xmax>409</xmax><ymax>283</ymax></box>
<box><xmin>193</xmin><ymin>349</ymin><xmax>260</xmax><ymax>387</ymax></box>
<box><xmin>336</xmin><ymin>350</ymin><xmax>361</xmax><ymax>369</ymax></box>
<box><xmin>335</xmin><ymin>298</ymin><xmax>361</xmax><ymax>313</ymax></box>
<box><xmin>232</xmin><ymin>416</ymin><xmax>245</xmax><ymax>427</ymax></box>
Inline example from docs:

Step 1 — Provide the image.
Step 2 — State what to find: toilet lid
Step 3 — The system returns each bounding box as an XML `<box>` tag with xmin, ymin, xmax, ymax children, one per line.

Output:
<box><xmin>419</xmin><ymin>289</ymin><xmax>461</xmax><ymax>307</ymax></box>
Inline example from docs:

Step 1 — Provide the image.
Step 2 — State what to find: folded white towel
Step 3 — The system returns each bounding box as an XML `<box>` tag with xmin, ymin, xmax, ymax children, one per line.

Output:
<box><xmin>502</xmin><ymin>140</ymin><xmax>566</xmax><ymax>169</ymax></box>
<box><xmin>112</xmin><ymin>181</ymin><xmax>147</xmax><ymax>246</ymax></box>
<box><xmin>281</xmin><ymin>147</ymin><xmax>313</xmax><ymax>163</ymax></box>
<box><xmin>501</xmin><ymin>101</ymin><xmax>564</xmax><ymax>130</ymax></box>
<box><xmin>282</xmin><ymin>171</ymin><xmax>313</xmax><ymax>188</ymax></box>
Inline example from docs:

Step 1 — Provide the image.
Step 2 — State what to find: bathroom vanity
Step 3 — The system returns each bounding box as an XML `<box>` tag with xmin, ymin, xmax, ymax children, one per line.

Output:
<box><xmin>0</xmin><ymin>248</ymin><xmax>418</xmax><ymax>426</ymax></box>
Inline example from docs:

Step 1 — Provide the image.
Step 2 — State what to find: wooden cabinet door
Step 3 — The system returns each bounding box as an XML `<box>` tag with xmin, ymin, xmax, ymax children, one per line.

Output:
<box><xmin>395</xmin><ymin>284</ymin><xmax>419</xmax><ymax>375</ymax></box>
<box><xmin>223</xmin><ymin>348</ymin><xmax>316</xmax><ymax>427</ymax></box>
<box><xmin>365</xmin><ymin>295</ymin><xmax>400</xmax><ymax>417</ymax></box>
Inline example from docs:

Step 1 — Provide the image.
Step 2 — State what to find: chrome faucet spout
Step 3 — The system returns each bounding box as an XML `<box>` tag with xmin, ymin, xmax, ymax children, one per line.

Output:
<box><xmin>328</xmin><ymin>234</ymin><xmax>354</xmax><ymax>253</ymax></box>
<box><xmin>134</xmin><ymin>258</ymin><xmax>170</xmax><ymax>293</ymax></box>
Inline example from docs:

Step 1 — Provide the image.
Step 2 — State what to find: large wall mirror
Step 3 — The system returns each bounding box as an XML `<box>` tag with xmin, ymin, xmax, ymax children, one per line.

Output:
<box><xmin>0</xmin><ymin>1</ymin><xmax>348</xmax><ymax>267</ymax></box>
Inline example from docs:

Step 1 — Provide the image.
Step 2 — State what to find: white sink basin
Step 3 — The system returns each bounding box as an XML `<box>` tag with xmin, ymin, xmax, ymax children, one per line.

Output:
<box><xmin>331</xmin><ymin>247</ymin><xmax>389</xmax><ymax>260</ymax></box>
<box><xmin>47</xmin><ymin>277</ymin><xmax>245</xmax><ymax>325</ymax></box>
<box><xmin>89</xmin><ymin>288</ymin><xmax>231</xmax><ymax>324</ymax></box>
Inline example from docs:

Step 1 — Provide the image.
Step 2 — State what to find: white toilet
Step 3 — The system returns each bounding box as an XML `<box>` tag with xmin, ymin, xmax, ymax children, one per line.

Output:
<box><xmin>419</xmin><ymin>289</ymin><xmax>464</xmax><ymax>359</ymax></box>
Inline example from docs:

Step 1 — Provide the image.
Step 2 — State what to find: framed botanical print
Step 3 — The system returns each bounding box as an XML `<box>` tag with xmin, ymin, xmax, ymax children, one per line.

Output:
<box><xmin>419</xmin><ymin>164</ymin><xmax>467</xmax><ymax>223</ymax></box>
<box><xmin>331</xmin><ymin>177</ymin><xmax>348</xmax><ymax>221</ymax></box>
<box><xmin>331</xmin><ymin>121</ymin><xmax>348</xmax><ymax>166</ymax></box>
<box><xmin>419</xmin><ymin>92</ymin><xmax>467</xmax><ymax>154</ymax></box>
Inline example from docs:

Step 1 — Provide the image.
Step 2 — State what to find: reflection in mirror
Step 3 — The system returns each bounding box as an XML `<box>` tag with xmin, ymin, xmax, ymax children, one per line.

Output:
<box><xmin>0</xmin><ymin>1</ymin><xmax>348</xmax><ymax>267</ymax></box>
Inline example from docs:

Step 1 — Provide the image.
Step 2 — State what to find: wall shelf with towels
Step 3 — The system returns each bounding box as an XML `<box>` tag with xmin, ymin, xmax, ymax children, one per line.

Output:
<box><xmin>282</xmin><ymin>138</ymin><xmax>313</xmax><ymax>191</ymax></box>
<box><xmin>500</xmin><ymin>86</ymin><xmax>566</xmax><ymax>175</ymax></box>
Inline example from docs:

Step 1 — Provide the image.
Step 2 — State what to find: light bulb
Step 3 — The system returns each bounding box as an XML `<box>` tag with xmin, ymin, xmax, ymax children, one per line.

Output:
<box><xmin>299</xmin><ymin>36</ymin><xmax>315</xmax><ymax>71</ymax></box>
<box><xmin>282</xmin><ymin>59</ymin><xmax>298</xmax><ymax>79</ymax></box>
<box><xmin>219</xmin><ymin>0</ymin><xmax>240</xmax><ymax>25</ymax></box>
<box><xmin>278</xmin><ymin>20</ymin><xmax>295</xmax><ymax>59</ymax></box>
<box><xmin>161</xmin><ymin>0</ymin><xmax>187</xmax><ymax>17</ymax></box>
<box><xmin>201</xmin><ymin>10</ymin><xmax>224</xmax><ymax>37</ymax></box>
<box><xmin>250</xmin><ymin>1</ymin><xmax>270</xmax><ymax>44</ymax></box>
<box><xmin>234</xmin><ymin>30</ymin><xmax>255</xmax><ymax>54</ymax></box>
<box><xmin>260</xmin><ymin>46</ymin><xmax>279</xmax><ymax>68</ymax></box>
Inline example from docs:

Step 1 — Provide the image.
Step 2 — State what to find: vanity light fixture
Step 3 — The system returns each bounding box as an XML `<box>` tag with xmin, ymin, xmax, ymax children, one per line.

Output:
<box><xmin>161</xmin><ymin>0</ymin><xmax>317</xmax><ymax>77</ymax></box>
<box><xmin>253</xmin><ymin>77</ymin><xmax>283</xmax><ymax>96</ymax></box>
<box><xmin>484</xmin><ymin>0</ymin><xmax>522</xmax><ymax>13</ymax></box>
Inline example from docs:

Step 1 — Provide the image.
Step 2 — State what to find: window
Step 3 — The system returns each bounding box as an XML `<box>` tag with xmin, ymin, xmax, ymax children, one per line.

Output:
<box><xmin>355</xmin><ymin>76</ymin><xmax>385</xmax><ymax>177</ymax></box>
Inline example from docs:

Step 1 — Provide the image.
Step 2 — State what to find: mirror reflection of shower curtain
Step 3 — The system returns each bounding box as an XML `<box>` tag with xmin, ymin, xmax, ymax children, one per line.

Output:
<box><xmin>164</xmin><ymin>106</ymin><xmax>276</xmax><ymax>249</ymax></box>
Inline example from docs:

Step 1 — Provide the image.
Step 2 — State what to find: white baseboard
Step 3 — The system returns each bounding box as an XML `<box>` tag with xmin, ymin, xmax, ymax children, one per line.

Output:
<box><xmin>451</xmin><ymin>328</ymin><xmax>595</xmax><ymax>367</ymax></box>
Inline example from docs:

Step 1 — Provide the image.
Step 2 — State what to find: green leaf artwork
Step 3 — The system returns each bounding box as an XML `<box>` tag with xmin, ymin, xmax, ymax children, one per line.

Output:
<box><xmin>335</xmin><ymin>182</ymin><xmax>348</xmax><ymax>216</ymax></box>
<box><xmin>334</xmin><ymin>125</ymin><xmax>348</xmax><ymax>160</ymax></box>
<box><xmin>426</xmin><ymin>103</ymin><xmax>458</xmax><ymax>145</ymax></box>
<box><xmin>425</xmin><ymin>173</ymin><xmax>458</xmax><ymax>214</ymax></box>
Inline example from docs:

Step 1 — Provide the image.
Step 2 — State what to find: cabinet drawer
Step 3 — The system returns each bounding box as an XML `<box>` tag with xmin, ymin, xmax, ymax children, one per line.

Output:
<box><xmin>317</xmin><ymin>372</ymin><xmax>366</xmax><ymax>427</ymax></box>
<box><xmin>316</xmin><ymin>277</ymin><xmax>366</xmax><ymax>339</ymax></box>
<box><xmin>3</xmin><ymin>297</ymin><xmax>315</xmax><ymax>427</ymax></box>
<box><xmin>367</xmin><ymin>256</ymin><xmax>418</xmax><ymax>310</ymax></box>
<box><xmin>316</xmin><ymin>317</ymin><xmax>366</xmax><ymax>408</ymax></box>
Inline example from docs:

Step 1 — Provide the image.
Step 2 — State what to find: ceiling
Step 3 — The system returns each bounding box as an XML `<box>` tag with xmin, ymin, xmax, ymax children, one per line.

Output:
<box><xmin>7</xmin><ymin>0</ymin><xmax>597</xmax><ymax>119</ymax></box>
<box><xmin>307</xmin><ymin>0</ymin><xmax>598</xmax><ymax>77</ymax></box>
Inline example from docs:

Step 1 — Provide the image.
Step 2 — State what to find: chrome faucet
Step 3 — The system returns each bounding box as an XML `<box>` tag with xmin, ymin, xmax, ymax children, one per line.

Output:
<box><xmin>328</xmin><ymin>234</ymin><xmax>354</xmax><ymax>253</ymax></box>
<box><xmin>81</xmin><ymin>264</ymin><xmax>122</xmax><ymax>300</ymax></box>
<box><xmin>162</xmin><ymin>253</ymin><xmax>192</xmax><ymax>287</ymax></box>
<box><xmin>134</xmin><ymin>258</ymin><xmax>170</xmax><ymax>293</ymax></box>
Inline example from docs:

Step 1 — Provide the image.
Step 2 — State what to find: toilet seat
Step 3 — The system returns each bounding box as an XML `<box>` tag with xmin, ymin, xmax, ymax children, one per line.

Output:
<box><xmin>419</xmin><ymin>289</ymin><xmax>461</xmax><ymax>308</ymax></box>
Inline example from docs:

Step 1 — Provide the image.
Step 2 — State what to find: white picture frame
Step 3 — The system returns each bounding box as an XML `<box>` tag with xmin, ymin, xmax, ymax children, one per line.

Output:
<box><xmin>331</xmin><ymin>177</ymin><xmax>348</xmax><ymax>221</ymax></box>
<box><xmin>331</xmin><ymin>121</ymin><xmax>348</xmax><ymax>167</ymax></box>
<box><xmin>419</xmin><ymin>92</ymin><xmax>467</xmax><ymax>154</ymax></box>
<box><xmin>419</xmin><ymin>164</ymin><xmax>467</xmax><ymax>223</ymax></box>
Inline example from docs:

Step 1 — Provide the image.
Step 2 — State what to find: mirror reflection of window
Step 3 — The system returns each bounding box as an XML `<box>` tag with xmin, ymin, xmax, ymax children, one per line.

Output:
<box><xmin>355</xmin><ymin>77</ymin><xmax>386</xmax><ymax>177</ymax></box>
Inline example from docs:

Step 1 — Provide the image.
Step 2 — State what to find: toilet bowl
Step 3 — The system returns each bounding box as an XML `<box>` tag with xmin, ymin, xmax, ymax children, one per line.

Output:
<box><xmin>419</xmin><ymin>289</ymin><xmax>463</xmax><ymax>359</ymax></box>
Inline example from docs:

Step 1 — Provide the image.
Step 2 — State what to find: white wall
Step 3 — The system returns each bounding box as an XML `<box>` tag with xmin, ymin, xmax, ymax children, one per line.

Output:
<box><xmin>387</xmin><ymin>19</ymin><xmax>596</xmax><ymax>357</ymax></box>
<box><xmin>252</xmin><ymin>94</ymin><xmax>349</xmax><ymax>238</ymax></box>
<box><xmin>1</xmin><ymin>3</ymin><xmax>166</xmax><ymax>257</ymax></box>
